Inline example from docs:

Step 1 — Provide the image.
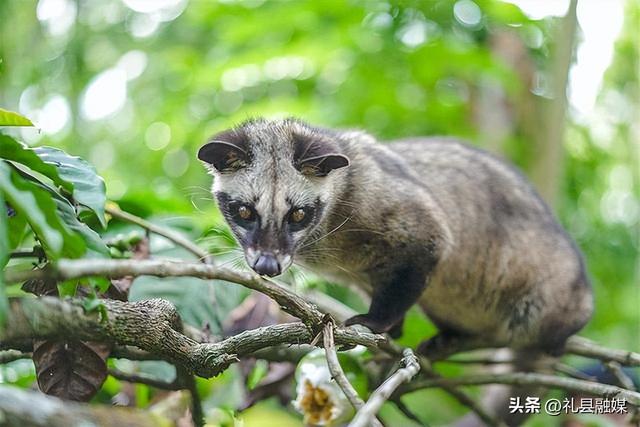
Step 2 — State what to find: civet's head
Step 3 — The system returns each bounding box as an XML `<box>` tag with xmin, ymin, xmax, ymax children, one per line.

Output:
<box><xmin>198</xmin><ymin>118</ymin><xmax>350</xmax><ymax>277</ymax></box>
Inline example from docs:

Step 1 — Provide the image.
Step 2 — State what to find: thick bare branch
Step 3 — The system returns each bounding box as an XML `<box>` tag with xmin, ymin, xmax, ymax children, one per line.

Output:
<box><xmin>1</xmin><ymin>296</ymin><xmax>383</xmax><ymax>378</ymax></box>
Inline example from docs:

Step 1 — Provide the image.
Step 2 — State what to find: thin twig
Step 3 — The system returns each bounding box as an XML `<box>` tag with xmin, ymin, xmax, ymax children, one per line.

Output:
<box><xmin>108</xmin><ymin>368</ymin><xmax>181</xmax><ymax>390</ymax></box>
<box><xmin>323</xmin><ymin>322</ymin><xmax>383</xmax><ymax>427</ymax></box>
<box><xmin>554</xmin><ymin>362</ymin><xmax>597</xmax><ymax>381</ymax></box>
<box><xmin>427</xmin><ymin>373</ymin><xmax>504</xmax><ymax>427</ymax></box>
<box><xmin>380</xmin><ymin>340</ymin><xmax>502</xmax><ymax>426</ymax></box>
<box><xmin>391</xmin><ymin>397</ymin><xmax>427</xmax><ymax>426</ymax></box>
<box><xmin>401</xmin><ymin>372</ymin><xmax>640</xmax><ymax>406</ymax></box>
<box><xmin>605</xmin><ymin>363</ymin><xmax>639</xmax><ymax>427</ymax></box>
<box><xmin>9</xmin><ymin>249</ymin><xmax>40</xmax><ymax>259</ymax></box>
<box><xmin>106</xmin><ymin>206</ymin><xmax>213</xmax><ymax>264</ymax></box>
<box><xmin>304</xmin><ymin>291</ymin><xmax>502</xmax><ymax>426</ymax></box>
<box><xmin>605</xmin><ymin>361</ymin><xmax>637</xmax><ymax>391</ymax></box>
<box><xmin>323</xmin><ymin>322</ymin><xmax>366</xmax><ymax>409</ymax></box>
<box><xmin>111</xmin><ymin>346</ymin><xmax>157</xmax><ymax>361</ymax></box>
<box><xmin>439</xmin><ymin>353</ymin><xmax>515</xmax><ymax>365</ymax></box>
<box><xmin>0</xmin><ymin>350</ymin><xmax>31</xmax><ymax>364</ymax></box>
<box><xmin>566</xmin><ymin>336</ymin><xmax>640</xmax><ymax>366</ymax></box>
<box><xmin>350</xmin><ymin>349</ymin><xmax>420</xmax><ymax>427</ymax></box>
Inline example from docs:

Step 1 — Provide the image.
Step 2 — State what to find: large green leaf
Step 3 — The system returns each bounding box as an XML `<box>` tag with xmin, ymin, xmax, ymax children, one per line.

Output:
<box><xmin>33</xmin><ymin>147</ymin><xmax>107</xmax><ymax>228</ymax></box>
<box><xmin>0</xmin><ymin>136</ymin><xmax>107</xmax><ymax>229</ymax></box>
<box><xmin>0</xmin><ymin>135</ymin><xmax>73</xmax><ymax>194</ymax></box>
<box><xmin>12</xmin><ymin>166</ymin><xmax>109</xmax><ymax>258</ymax></box>
<box><xmin>0</xmin><ymin>108</ymin><xmax>33</xmax><ymax>127</ymax></box>
<box><xmin>0</xmin><ymin>161</ymin><xmax>85</xmax><ymax>259</ymax></box>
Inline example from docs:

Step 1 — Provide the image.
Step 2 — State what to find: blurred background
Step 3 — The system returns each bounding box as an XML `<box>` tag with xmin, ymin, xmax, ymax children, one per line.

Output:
<box><xmin>0</xmin><ymin>0</ymin><xmax>638</xmax><ymax>425</ymax></box>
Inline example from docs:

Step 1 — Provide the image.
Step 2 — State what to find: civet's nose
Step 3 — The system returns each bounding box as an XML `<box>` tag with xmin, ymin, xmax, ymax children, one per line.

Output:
<box><xmin>252</xmin><ymin>253</ymin><xmax>281</xmax><ymax>277</ymax></box>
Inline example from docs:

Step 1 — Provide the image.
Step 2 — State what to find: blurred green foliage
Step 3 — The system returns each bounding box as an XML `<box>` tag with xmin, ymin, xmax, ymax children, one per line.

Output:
<box><xmin>0</xmin><ymin>0</ymin><xmax>637</xmax><ymax>425</ymax></box>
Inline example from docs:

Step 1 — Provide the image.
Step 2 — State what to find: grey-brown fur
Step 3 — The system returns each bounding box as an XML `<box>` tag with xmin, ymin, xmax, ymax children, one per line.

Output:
<box><xmin>198</xmin><ymin>118</ymin><xmax>593</xmax><ymax>356</ymax></box>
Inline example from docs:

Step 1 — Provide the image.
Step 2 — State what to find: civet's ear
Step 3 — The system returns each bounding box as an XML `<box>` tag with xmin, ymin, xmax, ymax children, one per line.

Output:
<box><xmin>294</xmin><ymin>133</ymin><xmax>350</xmax><ymax>177</ymax></box>
<box><xmin>298</xmin><ymin>153</ymin><xmax>350</xmax><ymax>177</ymax></box>
<box><xmin>198</xmin><ymin>130</ymin><xmax>249</xmax><ymax>173</ymax></box>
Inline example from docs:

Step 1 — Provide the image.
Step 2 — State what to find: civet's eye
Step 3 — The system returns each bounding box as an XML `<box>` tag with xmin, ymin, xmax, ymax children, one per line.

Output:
<box><xmin>237</xmin><ymin>205</ymin><xmax>253</xmax><ymax>220</ymax></box>
<box><xmin>290</xmin><ymin>208</ymin><xmax>306</xmax><ymax>223</ymax></box>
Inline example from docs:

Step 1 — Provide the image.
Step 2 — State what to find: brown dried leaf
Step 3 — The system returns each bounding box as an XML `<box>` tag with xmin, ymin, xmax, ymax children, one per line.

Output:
<box><xmin>22</xmin><ymin>277</ymin><xmax>58</xmax><ymax>296</ymax></box>
<box><xmin>33</xmin><ymin>339</ymin><xmax>110</xmax><ymax>401</ymax></box>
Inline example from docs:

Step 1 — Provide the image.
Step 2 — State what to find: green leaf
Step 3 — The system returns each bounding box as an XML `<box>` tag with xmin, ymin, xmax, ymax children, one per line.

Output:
<box><xmin>7</xmin><ymin>209</ymin><xmax>28</xmax><ymax>250</ymax></box>
<box><xmin>13</xmin><ymin>166</ymin><xmax>109</xmax><ymax>258</ymax></box>
<box><xmin>0</xmin><ymin>135</ymin><xmax>73</xmax><ymax>194</ymax></box>
<box><xmin>33</xmin><ymin>147</ymin><xmax>107</xmax><ymax>228</ymax></box>
<box><xmin>0</xmin><ymin>108</ymin><xmax>33</xmax><ymax>127</ymax></box>
<box><xmin>0</xmin><ymin>161</ymin><xmax>85</xmax><ymax>259</ymax></box>
<box><xmin>0</xmin><ymin>136</ymin><xmax>107</xmax><ymax>229</ymax></box>
<box><xmin>52</xmin><ymin>193</ymin><xmax>109</xmax><ymax>257</ymax></box>
<box><xmin>247</xmin><ymin>360</ymin><xmax>269</xmax><ymax>390</ymax></box>
<box><xmin>0</xmin><ymin>192</ymin><xmax>10</xmax><ymax>328</ymax></box>
<box><xmin>81</xmin><ymin>294</ymin><xmax>105</xmax><ymax>313</ymax></box>
<box><xmin>88</xmin><ymin>277</ymin><xmax>111</xmax><ymax>293</ymax></box>
<box><xmin>57</xmin><ymin>280</ymin><xmax>78</xmax><ymax>297</ymax></box>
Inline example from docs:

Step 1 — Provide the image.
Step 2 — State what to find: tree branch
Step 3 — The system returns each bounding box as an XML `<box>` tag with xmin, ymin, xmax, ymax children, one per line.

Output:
<box><xmin>323</xmin><ymin>322</ymin><xmax>364</xmax><ymax>409</ymax></box>
<box><xmin>3</xmin><ymin>257</ymin><xmax>638</xmax><ymax>426</ymax></box>
<box><xmin>105</xmin><ymin>206</ymin><xmax>213</xmax><ymax>264</ymax></box>
<box><xmin>350</xmin><ymin>349</ymin><xmax>420</xmax><ymax>427</ymax></box>
<box><xmin>109</xmin><ymin>366</ymin><xmax>205</xmax><ymax>426</ymax></box>
<box><xmin>5</xmin><ymin>258</ymin><xmax>325</xmax><ymax>326</ymax></box>
<box><xmin>0</xmin><ymin>384</ymin><xmax>169</xmax><ymax>427</ymax></box>
<box><xmin>1</xmin><ymin>296</ymin><xmax>384</xmax><ymax>378</ymax></box>
<box><xmin>108</xmin><ymin>368</ymin><xmax>181</xmax><ymax>390</ymax></box>
<box><xmin>178</xmin><ymin>367</ymin><xmax>205</xmax><ymax>427</ymax></box>
<box><xmin>0</xmin><ymin>349</ymin><xmax>30</xmax><ymax>363</ymax></box>
<box><xmin>323</xmin><ymin>322</ymin><xmax>384</xmax><ymax>427</ymax></box>
<box><xmin>605</xmin><ymin>361</ymin><xmax>637</xmax><ymax>391</ymax></box>
<box><xmin>309</xmin><ymin>292</ymin><xmax>504</xmax><ymax>426</ymax></box>
<box><xmin>401</xmin><ymin>372</ymin><xmax>640</xmax><ymax>406</ymax></box>
<box><xmin>566</xmin><ymin>336</ymin><xmax>640</xmax><ymax>366</ymax></box>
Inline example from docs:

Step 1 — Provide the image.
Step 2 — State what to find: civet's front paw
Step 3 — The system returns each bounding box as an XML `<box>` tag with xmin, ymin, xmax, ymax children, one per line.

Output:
<box><xmin>344</xmin><ymin>313</ymin><xmax>397</xmax><ymax>335</ymax></box>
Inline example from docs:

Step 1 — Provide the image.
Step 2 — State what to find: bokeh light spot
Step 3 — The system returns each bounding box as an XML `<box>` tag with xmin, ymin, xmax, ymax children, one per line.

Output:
<box><xmin>81</xmin><ymin>68</ymin><xmax>128</xmax><ymax>121</ymax></box>
<box><xmin>37</xmin><ymin>0</ymin><xmax>77</xmax><ymax>36</ymax></box>
<box><xmin>162</xmin><ymin>149</ymin><xmax>189</xmax><ymax>178</ymax></box>
<box><xmin>145</xmin><ymin>122</ymin><xmax>172</xmax><ymax>151</ymax></box>
<box><xmin>453</xmin><ymin>0</ymin><xmax>482</xmax><ymax>28</ymax></box>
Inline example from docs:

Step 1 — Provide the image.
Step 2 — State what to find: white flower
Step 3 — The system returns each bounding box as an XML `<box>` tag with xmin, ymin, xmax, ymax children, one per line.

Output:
<box><xmin>292</xmin><ymin>350</ymin><xmax>354</xmax><ymax>426</ymax></box>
